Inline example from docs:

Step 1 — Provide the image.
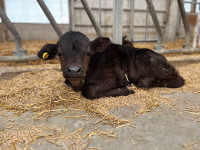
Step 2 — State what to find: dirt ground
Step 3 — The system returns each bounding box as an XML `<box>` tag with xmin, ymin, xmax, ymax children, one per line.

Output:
<box><xmin>0</xmin><ymin>40</ymin><xmax>200</xmax><ymax>150</ymax></box>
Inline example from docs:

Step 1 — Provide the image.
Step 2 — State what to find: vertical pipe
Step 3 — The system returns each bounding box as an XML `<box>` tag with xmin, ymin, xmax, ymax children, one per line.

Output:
<box><xmin>68</xmin><ymin>0</ymin><xmax>74</xmax><ymax>31</ymax></box>
<box><xmin>113</xmin><ymin>0</ymin><xmax>123</xmax><ymax>44</ymax></box>
<box><xmin>0</xmin><ymin>0</ymin><xmax>5</xmax><ymax>11</ymax></box>
<box><xmin>163</xmin><ymin>0</ymin><xmax>170</xmax><ymax>24</ymax></box>
<box><xmin>99</xmin><ymin>0</ymin><xmax>101</xmax><ymax>27</ymax></box>
<box><xmin>37</xmin><ymin>0</ymin><xmax>62</xmax><ymax>38</ymax></box>
<box><xmin>177</xmin><ymin>0</ymin><xmax>191</xmax><ymax>44</ymax></box>
<box><xmin>177</xmin><ymin>11</ymin><xmax>182</xmax><ymax>39</ymax></box>
<box><xmin>81</xmin><ymin>0</ymin><xmax>102</xmax><ymax>36</ymax></box>
<box><xmin>145</xmin><ymin>6</ymin><xmax>149</xmax><ymax>40</ymax></box>
<box><xmin>0</xmin><ymin>6</ymin><xmax>22</xmax><ymax>50</ymax></box>
<box><xmin>130</xmin><ymin>0</ymin><xmax>135</xmax><ymax>41</ymax></box>
<box><xmin>146</xmin><ymin>0</ymin><xmax>162</xmax><ymax>50</ymax></box>
<box><xmin>190</xmin><ymin>0</ymin><xmax>196</xmax><ymax>13</ymax></box>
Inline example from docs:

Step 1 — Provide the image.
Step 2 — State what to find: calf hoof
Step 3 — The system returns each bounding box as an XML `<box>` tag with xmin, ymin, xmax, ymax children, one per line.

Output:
<box><xmin>136</xmin><ymin>77</ymin><xmax>154</xmax><ymax>87</ymax></box>
<box><xmin>128</xmin><ymin>89</ymin><xmax>135</xmax><ymax>94</ymax></box>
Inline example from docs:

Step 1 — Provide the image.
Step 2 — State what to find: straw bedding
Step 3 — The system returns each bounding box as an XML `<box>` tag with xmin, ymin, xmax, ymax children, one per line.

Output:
<box><xmin>0</xmin><ymin>63</ymin><xmax>175</xmax><ymax>149</ymax></box>
<box><xmin>1</xmin><ymin>62</ymin><xmax>199</xmax><ymax>148</ymax></box>
<box><xmin>0</xmin><ymin>64</ymin><xmax>176</xmax><ymax>120</ymax></box>
<box><xmin>0</xmin><ymin>39</ymin><xmax>200</xmax><ymax>149</ymax></box>
<box><xmin>0</xmin><ymin>123</ymin><xmax>117</xmax><ymax>150</ymax></box>
<box><xmin>0</xmin><ymin>63</ymin><xmax>199</xmax><ymax>123</ymax></box>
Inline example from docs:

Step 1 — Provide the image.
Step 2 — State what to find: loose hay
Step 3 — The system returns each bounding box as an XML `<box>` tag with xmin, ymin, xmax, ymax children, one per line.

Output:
<box><xmin>0</xmin><ymin>67</ymin><xmax>174</xmax><ymax>124</ymax></box>
<box><xmin>1</xmin><ymin>63</ymin><xmax>200</xmax><ymax>121</ymax></box>
<box><xmin>0</xmin><ymin>123</ymin><xmax>116</xmax><ymax>150</ymax></box>
<box><xmin>0</xmin><ymin>61</ymin><xmax>200</xmax><ymax>148</ymax></box>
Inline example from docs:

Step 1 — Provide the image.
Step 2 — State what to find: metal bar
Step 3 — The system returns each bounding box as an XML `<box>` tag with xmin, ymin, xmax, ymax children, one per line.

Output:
<box><xmin>113</xmin><ymin>0</ymin><xmax>123</xmax><ymax>44</ymax></box>
<box><xmin>158</xmin><ymin>48</ymin><xmax>200</xmax><ymax>54</ymax></box>
<box><xmin>37</xmin><ymin>0</ymin><xmax>62</xmax><ymax>38</ymax></box>
<box><xmin>176</xmin><ymin>11</ymin><xmax>182</xmax><ymax>39</ymax></box>
<box><xmin>0</xmin><ymin>6</ymin><xmax>22</xmax><ymax>51</ymax></box>
<box><xmin>190</xmin><ymin>0</ymin><xmax>196</xmax><ymax>13</ymax></box>
<box><xmin>145</xmin><ymin>6</ymin><xmax>149</xmax><ymax>40</ymax></box>
<box><xmin>166</xmin><ymin>56</ymin><xmax>200</xmax><ymax>62</ymax></box>
<box><xmin>80</xmin><ymin>0</ymin><xmax>101</xmax><ymax>36</ymax></box>
<box><xmin>74</xmin><ymin>7</ymin><xmax>167</xmax><ymax>13</ymax></box>
<box><xmin>75</xmin><ymin>24</ymin><xmax>165</xmax><ymax>28</ymax></box>
<box><xmin>0</xmin><ymin>55</ymin><xmax>39</xmax><ymax>62</ymax></box>
<box><xmin>130</xmin><ymin>0</ymin><xmax>135</xmax><ymax>41</ymax></box>
<box><xmin>186</xmin><ymin>12</ymin><xmax>198</xmax><ymax>16</ymax></box>
<box><xmin>146</xmin><ymin>0</ymin><xmax>163</xmax><ymax>50</ymax></box>
<box><xmin>163</xmin><ymin>0</ymin><xmax>170</xmax><ymax>24</ymax></box>
<box><xmin>184</xmin><ymin>1</ymin><xmax>200</xmax><ymax>4</ymax></box>
<box><xmin>177</xmin><ymin>0</ymin><xmax>191</xmax><ymax>44</ymax></box>
<box><xmin>0</xmin><ymin>0</ymin><xmax>5</xmax><ymax>11</ymax></box>
<box><xmin>133</xmin><ymin>39</ymin><xmax>158</xmax><ymax>42</ymax></box>
<box><xmin>68</xmin><ymin>0</ymin><xmax>74</xmax><ymax>31</ymax></box>
<box><xmin>1</xmin><ymin>48</ymin><xmax>200</xmax><ymax>62</ymax></box>
<box><xmin>99</xmin><ymin>0</ymin><xmax>101</xmax><ymax>27</ymax></box>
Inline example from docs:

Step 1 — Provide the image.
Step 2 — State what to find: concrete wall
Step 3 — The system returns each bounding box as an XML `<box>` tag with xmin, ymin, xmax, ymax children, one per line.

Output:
<box><xmin>73</xmin><ymin>0</ymin><xmax>170</xmax><ymax>40</ymax></box>
<box><xmin>163</xmin><ymin>0</ymin><xmax>179</xmax><ymax>42</ymax></box>
<box><xmin>0</xmin><ymin>23</ymin><xmax>69</xmax><ymax>42</ymax></box>
<box><xmin>0</xmin><ymin>0</ymin><xmax>185</xmax><ymax>43</ymax></box>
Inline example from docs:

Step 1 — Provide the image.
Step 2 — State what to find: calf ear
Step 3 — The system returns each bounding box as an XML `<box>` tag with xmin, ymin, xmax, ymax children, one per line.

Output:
<box><xmin>90</xmin><ymin>37</ymin><xmax>111</xmax><ymax>53</ymax></box>
<box><xmin>37</xmin><ymin>44</ymin><xmax>58</xmax><ymax>60</ymax></box>
<box><xmin>122</xmin><ymin>36</ymin><xmax>127</xmax><ymax>41</ymax></box>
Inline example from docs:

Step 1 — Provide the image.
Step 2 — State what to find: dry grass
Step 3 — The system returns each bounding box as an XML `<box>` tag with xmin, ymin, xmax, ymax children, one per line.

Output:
<box><xmin>0</xmin><ymin>39</ymin><xmax>200</xmax><ymax>149</ymax></box>
<box><xmin>0</xmin><ymin>123</ymin><xmax>117</xmax><ymax>150</ymax></box>
<box><xmin>1</xmin><ymin>62</ymin><xmax>199</xmax><ymax>123</ymax></box>
<box><xmin>0</xmin><ymin>66</ymin><xmax>175</xmax><ymax>121</ymax></box>
<box><xmin>1</xmin><ymin>62</ymin><xmax>199</xmax><ymax>148</ymax></box>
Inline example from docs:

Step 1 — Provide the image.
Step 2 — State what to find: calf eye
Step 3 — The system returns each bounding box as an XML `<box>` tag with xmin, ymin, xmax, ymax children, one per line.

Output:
<box><xmin>58</xmin><ymin>53</ymin><xmax>62</xmax><ymax>57</ymax></box>
<box><xmin>86</xmin><ymin>52</ymin><xmax>90</xmax><ymax>56</ymax></box>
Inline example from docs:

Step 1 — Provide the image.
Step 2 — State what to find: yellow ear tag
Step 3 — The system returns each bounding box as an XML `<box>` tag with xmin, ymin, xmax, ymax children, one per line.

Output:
<box><xmin>43</xmin><ymin>52</ymin><xmax>49</xmax><ymax>59</ymax></box>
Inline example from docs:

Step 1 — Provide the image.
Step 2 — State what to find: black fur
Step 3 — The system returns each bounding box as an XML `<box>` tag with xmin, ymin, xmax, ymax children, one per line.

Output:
<box><xmin>37</xmin><ymin>33</ymin><xmax>184</xmax><ymax>100</ymax></box>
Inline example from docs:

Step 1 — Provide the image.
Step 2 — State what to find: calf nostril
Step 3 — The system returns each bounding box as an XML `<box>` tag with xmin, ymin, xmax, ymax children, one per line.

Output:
<box><xmin>67</xmin><ymin>66</ymin><xmax>82</xmax><ymax>73</ymax></box>
<box><xmin>77</xmin><ymin>67</ymin><xmax>81</xmax><ymax>73</ymax></box>
<box><xmin>67</xmin><ymin>68</ymin><xmax>72</xmax><ymax>73</ymax></box>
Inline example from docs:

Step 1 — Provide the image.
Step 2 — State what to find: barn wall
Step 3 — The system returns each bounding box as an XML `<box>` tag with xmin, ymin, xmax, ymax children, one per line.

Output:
<box><xmin>0</xmin><ymin>23</ymin><xmax>68</xmax><ymax>42</ymax></box>
<box><xmin>163</xmin><ymin>0</ymin><xmax>179</xmax><ymax>42</ymax></box>
<box><xmin>72</xmin><ymin>0</ymin><xmax>171</xmax><ymax>41</ymax></box>
<box><xmin>0</xmin><ymin>0</ymin><xmax>185</xmax><ymax>43</ymax></box>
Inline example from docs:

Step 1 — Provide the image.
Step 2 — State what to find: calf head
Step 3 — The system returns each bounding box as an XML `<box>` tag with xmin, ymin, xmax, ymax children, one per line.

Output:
<box><xmin>38</xmin><ymin>31</ymin><xmax>91</xmax><ymax>88</ymax></box>
<box><xmin>37</xmin><ymin>33</ymin><xmax>112</xmax><ymax>90</ymax></box>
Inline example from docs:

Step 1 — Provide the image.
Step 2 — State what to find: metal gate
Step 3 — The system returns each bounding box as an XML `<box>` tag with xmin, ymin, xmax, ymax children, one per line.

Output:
<box><xmin>0</xmin><ymin>0</ymin><xmax>199</xmax><ymax>62</ymax></box>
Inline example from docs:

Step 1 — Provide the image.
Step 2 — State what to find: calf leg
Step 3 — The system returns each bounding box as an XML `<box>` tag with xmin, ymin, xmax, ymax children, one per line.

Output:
<box><xmin>136</xmin><ymin>77</ymin><xmax>155</xmax><ymax>87</ymax></box>
<box><xmin>82</xmin><ymin>83</ymin><xmax>134</xmax><ymax>99</ymax></box>
<box><xmin>135</xmin><ymin>61</ymin><xmax>185</xmax><ymax>88</ymax></box>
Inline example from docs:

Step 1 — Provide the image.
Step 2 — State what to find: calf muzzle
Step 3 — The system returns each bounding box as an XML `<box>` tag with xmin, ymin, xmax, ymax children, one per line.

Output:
<box><xmin>66</xmin><ymin>66</ymin><xmax>82</xmax><ymax>78</ymax></box>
